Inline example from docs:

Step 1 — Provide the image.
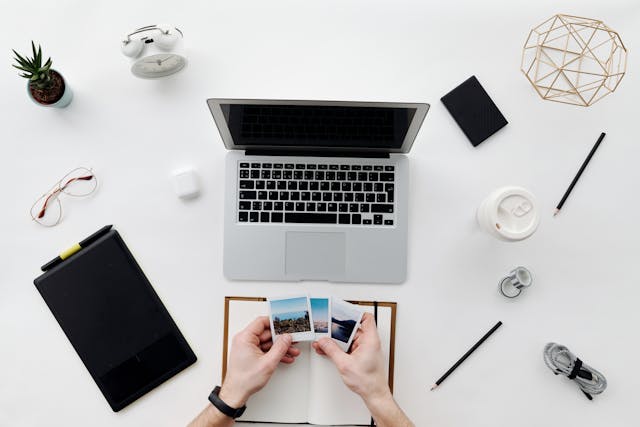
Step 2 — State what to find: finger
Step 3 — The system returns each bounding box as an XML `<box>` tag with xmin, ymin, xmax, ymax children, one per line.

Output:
<box><xmin>261</xmin><ymin>341</ymin><xmax>300</xmax><ymax>354</ymax></box>
<box><xmin>360</xmin><ymin>313</ymin><xmax>375</xmax><ymax>329</ymax></box>
<box><xmin>240</xmin><ymin>317</ymin><xmax>271</xmax><ymax>346</ymax></box>
<box><xmin>287</xmin><ymin>346</ymin><xmax>301</xmax><ymax>357</ymax></box>
<box><xmin>258</xmin><ymin>328</ymin><xmax>273</xmax><ymax>343</ymax></box>
<box><xmin>263</xmin><ymin>334</ymin><xmax>293</xmax><ymax>367</ymax></box>
<box><xmin>315</xmin><ymin>338</ymin><xmax>348</xmax><ymax>367</ymax></box>
<box><xmin>312</xmin><ymin>341</ymin><xmax>325</xmax><ymax>356</ymax></box>
<box><xmin>358</xmin><ymin>313</ymin><xmax>380</xmax><ymax>341</ymax></box>
<box><xmin>353</xmin><ymin>328</ymin><xmax>364</xmax><ymax>341</ymax></box>
<box><xmin>352</xmin><ymin>331</ymin><xmax>362</xmax><ymax>344</ymax></box>
<box><xmin>312</xmin><ymin>342</ymin><xmax>327</xmax><ymax>356</ymax></box>
<box><xmin>244</xmin><ymin>316</ymin><xmax>271</xmax><ymax>337</ymax></box>
<box><xmin>282</xmin><ymin>347</ymin><xmax>300</xmax><ymax>360</ymax></box>
<box><xmin>280</xmin><ymin>355</ymin><xmax>295</xmax><ymax>364</ymax></box>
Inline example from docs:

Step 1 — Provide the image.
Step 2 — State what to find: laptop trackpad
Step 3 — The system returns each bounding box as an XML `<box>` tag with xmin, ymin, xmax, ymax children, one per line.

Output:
<box><xmin>285</xmin><ymin>232</ymin><xmax>346</xmax><ymax>279</ymax></box>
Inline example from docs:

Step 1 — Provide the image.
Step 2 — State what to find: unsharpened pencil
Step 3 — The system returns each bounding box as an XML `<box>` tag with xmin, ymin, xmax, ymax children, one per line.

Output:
<box><xmin>554</xmin><ymin>132</ymin><xmax>606</xmax><ymax>217</ymax></box>
<box><xmin>430</xmin><ymin>321</ymin><xmax>502</xmax><ymax>391</ymax></box>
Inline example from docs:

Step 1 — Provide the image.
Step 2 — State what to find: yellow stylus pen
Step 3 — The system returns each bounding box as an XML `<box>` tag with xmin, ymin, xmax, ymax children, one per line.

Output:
<box><xmin>40</xmin><ymin>225</ymin><xmax>113</xmax><ymax>272</ymax></box>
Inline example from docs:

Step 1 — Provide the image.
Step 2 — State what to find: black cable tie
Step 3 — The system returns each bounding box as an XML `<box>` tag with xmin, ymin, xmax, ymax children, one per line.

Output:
<box><xmin>568</xmin><ymin>358</ymin><xmax>583</xmax><ymax>380</ymax></box>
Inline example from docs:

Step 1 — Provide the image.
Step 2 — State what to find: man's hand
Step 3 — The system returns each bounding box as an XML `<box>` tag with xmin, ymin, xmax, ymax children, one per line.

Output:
<box><xmin>312</xmin><ymin>313</ymin><xmax>390</xmax><ymax>403</ymax></box>
<box><xmin>189</xmin><ymin>316</ymin><xmax>301</xmax><ymax>427</ymax></box>
<box><xmin>220</xmin><ymin>316</ymin><xmax>301</xmax><ymax>407</ymax></box>
<box><xmin>312</xmin><ymin>313</ymin><xmax>414</xmax><ymax>427</ymax></box>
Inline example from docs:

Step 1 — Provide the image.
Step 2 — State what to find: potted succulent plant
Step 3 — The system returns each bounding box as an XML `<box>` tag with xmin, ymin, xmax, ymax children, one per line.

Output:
<box><xmin>12</xmin><ymin>42</ymin><xmax>72</xmax><ymax>108</ymax></box>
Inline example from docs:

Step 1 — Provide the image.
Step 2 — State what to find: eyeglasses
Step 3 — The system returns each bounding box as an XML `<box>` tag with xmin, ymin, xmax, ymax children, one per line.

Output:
<box><xmin>31</xmin><ymin>167</ymin><xmax>98</xmax><ymax>227</ymax></box>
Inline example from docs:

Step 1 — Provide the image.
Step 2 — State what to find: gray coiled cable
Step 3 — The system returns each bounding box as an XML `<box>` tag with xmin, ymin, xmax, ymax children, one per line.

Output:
<box><xmin>543</xmin><ymin>343</ymin><xmax>607</xmax><ymax>400</ymax></box>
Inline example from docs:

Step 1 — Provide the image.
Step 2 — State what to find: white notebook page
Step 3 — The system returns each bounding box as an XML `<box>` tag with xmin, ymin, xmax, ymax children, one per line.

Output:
<box><xmin>227</xmin><ymin>299</ymin><xmax>310</xmax><ymax>424</ymax></box>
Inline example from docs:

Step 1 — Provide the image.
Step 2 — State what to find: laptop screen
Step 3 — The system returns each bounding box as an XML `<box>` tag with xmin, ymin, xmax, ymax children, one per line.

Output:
<box><xmin>212</xmin><ymin>102</ymin><xmax>426</xmax><ymax>152</ymax></box>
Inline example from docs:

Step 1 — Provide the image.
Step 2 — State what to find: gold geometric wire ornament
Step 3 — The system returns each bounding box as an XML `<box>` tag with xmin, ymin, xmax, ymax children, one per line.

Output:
<box><xmin>521</xmin><ymin>14</ymin><xmax>628</xmax><ymax>106</ymax></box>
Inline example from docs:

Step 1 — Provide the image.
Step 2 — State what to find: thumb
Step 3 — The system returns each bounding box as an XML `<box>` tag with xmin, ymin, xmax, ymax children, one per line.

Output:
<box><xmin>316</xmin><ymin>338</ymin><xmax>348</xmax><ymax>367</ymax></box>
<box><xmin>264</xmin><ymin>334</ymin><xmax>292</xmax><ymax>367</ymax></box>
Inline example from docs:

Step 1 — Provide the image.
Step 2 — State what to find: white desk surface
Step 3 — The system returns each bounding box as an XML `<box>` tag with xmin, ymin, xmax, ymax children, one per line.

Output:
<box><xmin>1</xmin><ymin>0</ymin><xmax>638</xmax><ymax>426</ymax></box>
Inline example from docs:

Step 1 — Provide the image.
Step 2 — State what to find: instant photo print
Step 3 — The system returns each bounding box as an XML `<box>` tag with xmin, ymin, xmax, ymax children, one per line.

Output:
<box><xmin>310</xmin><ymin>297</ymin><xmax>330</xmax><ymax>339</ymax></box>
<box><xmin>268</xmin><ymin>296</ymin><xmax>315</xmax><ymax>342</ymax></box>
<box><xmin>330</xmin><ymin>299</ymin><xmax>364</xmax><ymax>352</ymax></box>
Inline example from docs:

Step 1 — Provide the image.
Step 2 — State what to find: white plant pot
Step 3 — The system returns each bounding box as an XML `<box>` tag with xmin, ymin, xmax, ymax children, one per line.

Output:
<box><xmin>26</xmin><ymin>70</ymin><xmax>73</xmax><ymax>108</ymax></box>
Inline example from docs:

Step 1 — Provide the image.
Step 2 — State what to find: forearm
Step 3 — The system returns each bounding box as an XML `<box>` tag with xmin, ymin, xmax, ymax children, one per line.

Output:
<box><xmin>364</xmin><ymin>391</ymin><xmax>414</xmax><ymax>427</ymax></box>
<box><xmin>188</xmin><ymin>404</ymin><xmax>234</xmax><ymax>427</ymax></box>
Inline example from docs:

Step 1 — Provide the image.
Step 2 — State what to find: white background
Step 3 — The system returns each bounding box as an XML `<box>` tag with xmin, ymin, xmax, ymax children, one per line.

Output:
<box><xmin>1</xmin><ymin>0</ymin><xmax>638</xmax><ymax>426</ymax></box>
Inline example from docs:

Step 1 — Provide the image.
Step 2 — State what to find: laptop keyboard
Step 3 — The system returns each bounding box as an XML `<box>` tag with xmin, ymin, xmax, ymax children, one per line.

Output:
<box><xmin>237</xmin><ymin>162</ymin><xmax>396</xmax><ymax>226</ymax></box>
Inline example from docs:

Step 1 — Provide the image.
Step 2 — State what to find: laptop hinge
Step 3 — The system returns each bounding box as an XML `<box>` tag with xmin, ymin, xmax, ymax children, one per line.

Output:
<box><xmin>244</xmin><ymin>149</ymin><xmax>390</xmax><ymax>158</ymax></box>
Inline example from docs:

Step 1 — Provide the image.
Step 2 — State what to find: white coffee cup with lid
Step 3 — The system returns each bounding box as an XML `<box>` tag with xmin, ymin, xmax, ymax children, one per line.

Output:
<box><xmin>477</xmin><ymin>186</ymin><xmax>540</xmax><ymax>241</ymax></box>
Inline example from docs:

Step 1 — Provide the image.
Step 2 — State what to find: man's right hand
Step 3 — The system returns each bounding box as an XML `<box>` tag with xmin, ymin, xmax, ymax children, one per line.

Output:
<box><xmin>312</xmin><ymin>312</ymin><xmax>414</xmax><ymax>427</ymax></box>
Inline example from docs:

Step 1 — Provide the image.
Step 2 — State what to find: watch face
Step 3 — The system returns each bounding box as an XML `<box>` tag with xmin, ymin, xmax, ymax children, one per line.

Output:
<box><xmin>131</xmin><ymin>53</ymin><xmax>186</xmax><ymax>78</ymax></box>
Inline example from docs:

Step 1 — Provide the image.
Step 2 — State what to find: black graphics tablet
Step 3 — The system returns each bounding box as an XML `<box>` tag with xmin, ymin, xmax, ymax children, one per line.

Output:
<box><xmin>34</xmin><ymin>229</ymin><xmax>196</xmax><ymax>412</ymax></box>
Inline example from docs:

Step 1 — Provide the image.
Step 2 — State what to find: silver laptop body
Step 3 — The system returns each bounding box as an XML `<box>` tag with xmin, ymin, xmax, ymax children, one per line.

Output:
<box><xmin>207</xmin><ymin>99</ymin><xmax>429</xmax><ymax>284</ymax></box>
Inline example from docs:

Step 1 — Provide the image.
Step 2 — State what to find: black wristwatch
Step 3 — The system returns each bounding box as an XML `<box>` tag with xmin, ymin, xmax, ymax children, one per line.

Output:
<box><xmin>208</xmin><ymin>386</ymin><xmax>247</xmax><ymax>419</ymax></box>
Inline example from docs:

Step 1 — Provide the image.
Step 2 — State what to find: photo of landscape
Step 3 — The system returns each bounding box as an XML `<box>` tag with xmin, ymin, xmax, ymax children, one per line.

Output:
<box><xmin>331</xmin><ymin>300</ymin><xmax>362</xmax><ymax>343</ymax></box>
<box><xmin>310</xmin><ymin>298</ymin><xmax>329</xmax><ymax>333</ymax></box>
<box><xmin>270</xmin><ymin>297</ymin><xmax>312</xmax><ymax>335</ymax></box>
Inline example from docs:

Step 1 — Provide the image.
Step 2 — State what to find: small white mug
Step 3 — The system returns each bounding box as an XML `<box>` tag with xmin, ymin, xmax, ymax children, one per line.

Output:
<box><xmin>477</xmin><ymin>186</ymin><xmax>540</xmax><ymax>242</ymax></box>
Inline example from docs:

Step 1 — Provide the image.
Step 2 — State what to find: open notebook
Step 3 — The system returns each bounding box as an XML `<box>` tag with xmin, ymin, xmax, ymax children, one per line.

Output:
<box><xmin>223</xmin><ymin>297</ymin><xmax>396</xmax><ymax>426</ymax></box>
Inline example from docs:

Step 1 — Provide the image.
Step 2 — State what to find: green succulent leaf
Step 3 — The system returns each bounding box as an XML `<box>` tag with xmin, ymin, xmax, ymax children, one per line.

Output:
<box><xmin>13</xmin><ymin>49</ymin><xmax>26</xmax><ymax>62</ymax></box>
<box><xmin>12</xmin><ymin>64</ymin><xmax>33</xmax><ymax>72</ymax></box>
<box><xmin>13</xmin><ymin>42</ymin><xmax>54</xmax><ymax>88</ymax></box>
<box><xmin>36</xmin><ymin>45</ymin><xmax>42</xmax><ymax>68</ymax></box>
<box><xmin>12</xmin><ymin>51</ymin><xmax>30</xmax><ymax>67</ymax></box>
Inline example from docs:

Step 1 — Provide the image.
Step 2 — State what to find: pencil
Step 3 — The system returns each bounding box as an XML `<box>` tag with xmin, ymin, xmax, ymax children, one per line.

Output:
<box><xmin>430</xmin><ymin>321</ymin><xmax>502</xmax><ymax>391</ymax></box>
<box><xmin>554</xmin><ymin>132</ymin><xmax>606</xmax><ymax>217</ymax></box>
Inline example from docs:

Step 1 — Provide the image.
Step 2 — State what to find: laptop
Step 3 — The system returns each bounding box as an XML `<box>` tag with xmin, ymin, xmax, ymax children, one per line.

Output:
<box><xmin>207</xmin><ymin>99</ymin><xmax>429</xmax><ymax>283</ymax></box>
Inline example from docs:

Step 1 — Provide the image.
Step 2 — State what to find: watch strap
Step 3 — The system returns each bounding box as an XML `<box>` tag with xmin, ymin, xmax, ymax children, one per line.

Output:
<box><xmin>208</xmin><ymin>386</ymin><xmax>246</xmax><ymax>419</ymax></box>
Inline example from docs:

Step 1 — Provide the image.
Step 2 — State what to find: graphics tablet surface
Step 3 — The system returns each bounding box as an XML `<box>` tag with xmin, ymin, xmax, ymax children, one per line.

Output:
<box><xmin>34</xmin><ymin>228</ymin><xmax>196</xmax><ymax>412</ymax></box>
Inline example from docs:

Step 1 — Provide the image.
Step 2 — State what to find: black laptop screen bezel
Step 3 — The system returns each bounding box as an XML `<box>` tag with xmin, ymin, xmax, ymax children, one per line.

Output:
<box><xmin>206</xmin><ymin>99</ymin><xmax>430</xmax><ymax>154</ymax></box>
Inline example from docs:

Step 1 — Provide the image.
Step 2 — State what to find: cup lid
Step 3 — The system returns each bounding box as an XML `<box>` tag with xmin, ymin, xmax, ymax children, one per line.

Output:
<box><xmin>490</xmin><ymin>187</ymin><xmax>539</xmax><ymax>240</ymax></box>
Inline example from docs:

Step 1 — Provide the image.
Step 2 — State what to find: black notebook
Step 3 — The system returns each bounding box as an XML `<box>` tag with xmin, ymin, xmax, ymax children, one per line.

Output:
<box><xmin>34</xmin><ymin>228</ymin><xmax>196</xmax><ymax>412</ymax></box>
<box><xmin>441</xmin><ymin>75</ymin><xmax>508</xmax><ymax>146</ymax></box>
